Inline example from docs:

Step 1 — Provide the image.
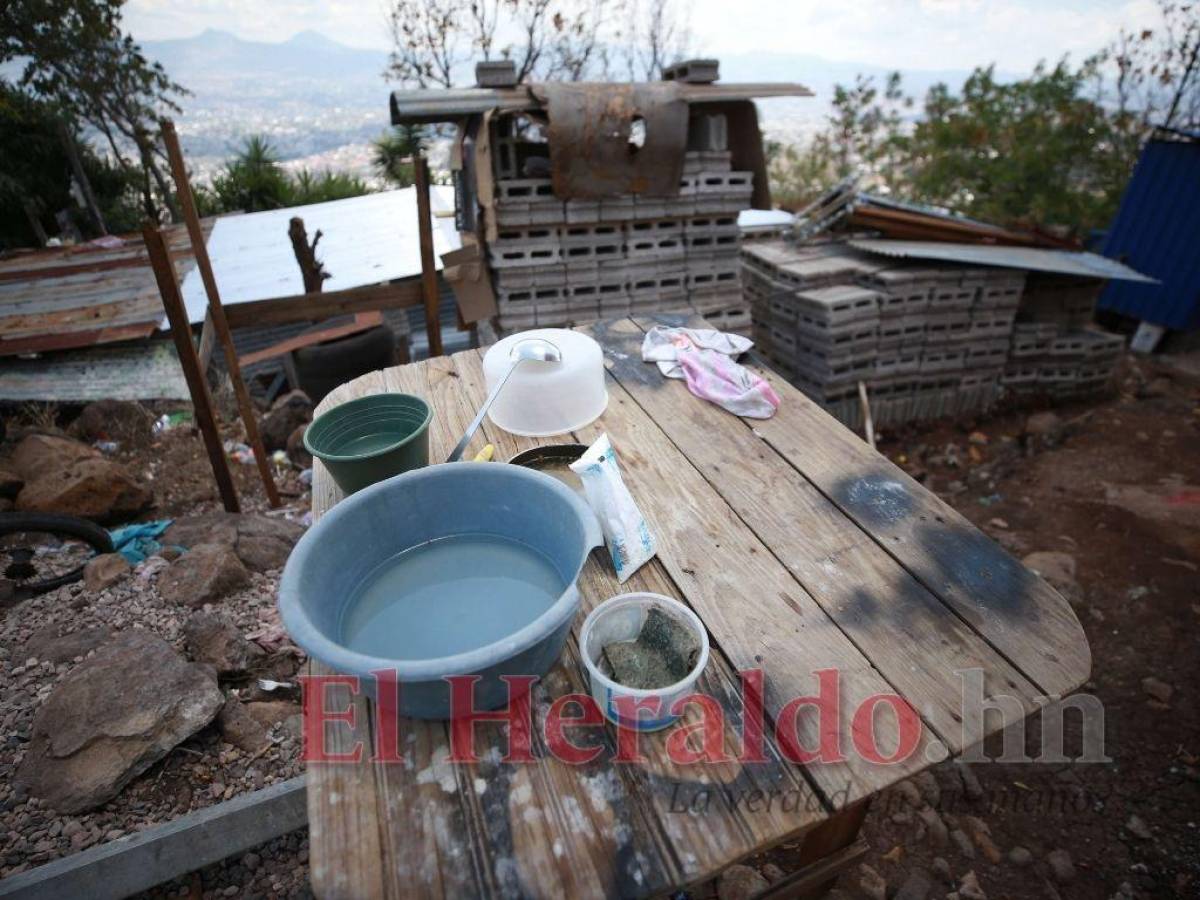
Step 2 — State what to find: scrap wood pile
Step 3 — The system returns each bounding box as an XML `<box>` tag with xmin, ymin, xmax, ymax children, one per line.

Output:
<box><xmin>490</xmin><ymin>115</ymin><xmax>753</xmax><ymax>336</ymax></box>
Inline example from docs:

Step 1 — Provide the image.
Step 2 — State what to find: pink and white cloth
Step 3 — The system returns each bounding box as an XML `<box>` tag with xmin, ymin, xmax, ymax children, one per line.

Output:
<box><xmin>641</xmin><ymin>326</ymin><xmax>780</xmax><ymax>419</ymax></box>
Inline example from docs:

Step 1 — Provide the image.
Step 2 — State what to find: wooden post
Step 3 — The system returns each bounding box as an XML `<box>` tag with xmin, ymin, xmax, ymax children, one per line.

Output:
<box><xmin>160</xmin><ymin>119</ymin><xmax>282</xmax><ymax>509</ymax></box>
<box><xmin>413</xmin><ymin>155</ymin><xmax>443</xmax><ymax>357</ymax></box>
<box><xmin>142</xmin><ymin>224</ymin><xmax>240</xmax><ymax>514</ymax></box>
<box><xmin>287</xmin><ymin>216</ymin><xmax>329</xmax><ymax>294</ymax></box>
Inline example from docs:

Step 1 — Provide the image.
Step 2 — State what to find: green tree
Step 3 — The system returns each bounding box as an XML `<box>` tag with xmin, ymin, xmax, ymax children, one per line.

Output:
<box><xmin>194</xmin><ymin>136</ymin><xmax>373</xmax><ymax>215</ymax></box>
<box><xmin>199</xmin><ymin>136</ymin><xmax>294</xmax><ymax>213</ymax></box>
<box><xmin>372</xmin><ymin>124</ymin><xmax>425</xmax><ymax>187</ymax></box>
<box><xmin>906</xmin><ymin>61</ymin><xmax>1122</xmax><ymax>232</ymax></box>
<box><xmin>2</xmin><ymin>0</ymin><xmax>186</xmax><ymax>220</ymax></box>
<box><xmin>0</xmin><ymin>83</ymin><xmax>141</xmax><ymax>248</ymax></box>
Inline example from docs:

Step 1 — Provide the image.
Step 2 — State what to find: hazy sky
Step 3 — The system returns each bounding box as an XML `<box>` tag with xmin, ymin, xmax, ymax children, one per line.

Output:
<box><xmin>124</xmin><ymin>0</ymin><xmax>1163</xmax><ymax>73</ymax></box>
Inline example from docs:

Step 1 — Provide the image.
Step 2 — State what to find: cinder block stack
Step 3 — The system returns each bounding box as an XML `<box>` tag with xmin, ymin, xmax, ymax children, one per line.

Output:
<box><xmin>1002</xmin><ymin>274</ymin><xmax>1122</xmax><ymax>398</ymax></box>
<box><xmin>488</xmin><ymin>123</ymin><xmax>753</xmax><ymax>333</ymax></box>
<box><xmin>741</xmin><ymin>240</ymin><xmax>1026</xmax><ymax>428</ymax></box>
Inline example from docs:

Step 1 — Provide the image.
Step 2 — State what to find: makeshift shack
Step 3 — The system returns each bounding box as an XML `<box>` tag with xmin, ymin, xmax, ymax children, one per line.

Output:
<box><xmin>389</xmin><ymin>60</ymin><xmax>812</xmax><ymax>334</ymax></box>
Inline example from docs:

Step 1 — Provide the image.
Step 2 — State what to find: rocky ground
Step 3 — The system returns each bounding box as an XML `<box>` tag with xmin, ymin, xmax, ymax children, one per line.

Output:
<box><xmin>1</xmin><ymin>352</ymin><xmax>1197</xmax><ymax>900</ymax></box>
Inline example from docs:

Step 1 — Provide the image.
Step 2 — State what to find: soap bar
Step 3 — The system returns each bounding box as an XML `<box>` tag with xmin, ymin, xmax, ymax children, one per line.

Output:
<box><xmin>602</xmin><ymin>608</ymin><xmax>700</xmax><ymax>690</ymax></box>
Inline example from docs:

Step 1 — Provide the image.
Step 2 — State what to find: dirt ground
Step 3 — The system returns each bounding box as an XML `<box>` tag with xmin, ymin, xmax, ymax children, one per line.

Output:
<box><xmin>4</xmin><ymin>350</ymin><xmax>1198</xmax><ymax>899</ymax></box>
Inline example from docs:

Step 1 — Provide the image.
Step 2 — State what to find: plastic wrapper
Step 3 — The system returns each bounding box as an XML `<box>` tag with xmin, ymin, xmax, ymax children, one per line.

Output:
<box><xmin>569</xmin><ymin>433</ymin><xmax>655</xmax><ymax>583</ymax></box>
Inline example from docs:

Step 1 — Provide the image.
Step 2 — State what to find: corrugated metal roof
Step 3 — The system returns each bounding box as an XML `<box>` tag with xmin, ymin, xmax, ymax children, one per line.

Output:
<box><xmin>1098</xmin><ymin>135</ymin><xmax>1200</xmax><ymax>330</ymax></box>
<box><xmin>0</xmin><ymin>340</ymin><xmax>189</xmax><ymax>401</ymax></box>
<box><xmin>849</xmin><ymin>239</ymin><xmax>1155</xmax><ymax>282</ymax></box>
<box><xmin>0</xmin><ymin>224</ymin><xmax>205</xmax><ymax>356</ymax></box>
<box><xmin>179</xmin><ymin>186</ymin><xmax>460</xmax><ymax>324</ymax></box>
<box><xmin>390</xmin><ymin>81</ymin><xmax>813</xmax><ymax>124</ymax></box>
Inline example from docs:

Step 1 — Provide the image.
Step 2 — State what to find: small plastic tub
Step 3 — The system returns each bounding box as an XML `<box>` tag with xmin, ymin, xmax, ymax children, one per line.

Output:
<box><xmin>304</xmin><ymin>393</ymin><xmax>431</xmax><ymax>494</ymax></box>
<box><xmin>579</xmin><ymin>592</ymin><xmax>710</xmax><ymax>732</ymax></box>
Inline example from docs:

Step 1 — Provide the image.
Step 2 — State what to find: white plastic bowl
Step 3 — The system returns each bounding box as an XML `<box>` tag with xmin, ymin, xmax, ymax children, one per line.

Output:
<box><xmin>483</xmin><ymin>329</ymin><xmax>608</xmax><ymax>437</ymax></box>
<box><xmin>579</xmin><ymin>592</ymin><xmax>710</xmax><ymax>732</ymax></box>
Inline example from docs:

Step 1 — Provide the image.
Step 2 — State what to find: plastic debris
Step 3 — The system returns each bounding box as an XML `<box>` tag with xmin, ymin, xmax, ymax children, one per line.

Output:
<box><xmin>93</xmin><ymin>440</ymin><xmax>120</xmax><ymax>454</ymax></box>
<box><xmin>224</xmin><ymin>440</ymin><xmax>256</xmax><ymax>465</ymax></box>
<box><xmin>298</xmin><ymin>468</ymin><xmax>313</xmax><ymax>486</ymax></box>
<box><xmin>108</xmin><ymin>520</ymin><xmax>175</xmax><ymax>565</ymax></box>
<box><xmin>153</xmin><ymin>411</ymin><xmax>192</xmax><ymax>434</ymax></box>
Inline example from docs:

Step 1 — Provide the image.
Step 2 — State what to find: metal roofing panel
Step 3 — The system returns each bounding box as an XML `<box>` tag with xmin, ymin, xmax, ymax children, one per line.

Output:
<box><xmin>0</xmin><ymin>340</ymin><xmax>189</xmax><ymax>402</ymax></box>
<box><xmin>1098</xmin><ymin>137</ymin><xmax>1200</xmax><ymax>330</ymax></box>
<box><xmin>178</xmin><ymin>186</ymin><xmax>460</xmax><ymax>324</ymax></box>
<box><xmin>849</xmin><ymin>239</ymin><xmax>1155</xmax><ymax>283</ymax></box>
<box><xmin>390</xmin><ymin>81</ymin><xmax>813</xmax><ymax>124</ymax></box>
<box><xmin>0</xmin><ymin>225</ymin><xmax>203</xmax><ymax>355</ymax></box>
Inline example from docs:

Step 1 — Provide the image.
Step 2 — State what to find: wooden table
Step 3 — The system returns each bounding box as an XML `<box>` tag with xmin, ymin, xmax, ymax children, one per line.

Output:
<box><xmin>305</xmin><ymin>315</ymin><xmax>1091</xmax><ymax>899</ymax></box>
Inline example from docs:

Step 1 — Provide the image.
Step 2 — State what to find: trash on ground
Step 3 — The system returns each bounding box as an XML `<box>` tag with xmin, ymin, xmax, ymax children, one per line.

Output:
<box><xmin>108</xmin><ymin>519</ymin><xmax>175</xmax><ymax>565</ymax></box>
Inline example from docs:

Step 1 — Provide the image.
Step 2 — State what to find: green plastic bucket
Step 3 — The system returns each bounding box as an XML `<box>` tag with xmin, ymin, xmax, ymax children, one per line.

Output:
<box><xmin>304</xmin><ymin>393</ymin><xmax>432</xmax><ymax>494</ymax></box>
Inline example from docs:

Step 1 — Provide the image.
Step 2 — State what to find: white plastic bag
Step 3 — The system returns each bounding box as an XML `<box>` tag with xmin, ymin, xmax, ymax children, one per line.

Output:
<box><xmin>570</xmin><ymin>434</ymin><xmax>656</xmax><ymax>583</ymax></box>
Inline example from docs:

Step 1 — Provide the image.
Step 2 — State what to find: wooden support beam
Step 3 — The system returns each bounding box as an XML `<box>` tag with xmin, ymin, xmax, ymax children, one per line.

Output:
<box><xmin>238</xmin><ymin>312</ymin><xmax>383</xmax><ymax>367</ymax></box>
<box><xmin>413</xmin><ymin>155</ymin><xmax>444</xmax><ymax>357</ymax></box>
<box><xmin>143</xmin><ymin>223</ymin><xmax>240</xmax><ymax>513</ymax></box>
<box><xmin>161</xmin><ymin>119</ymin><xmax>282</xmax><ymax>509</ymax></box>
<box><xmin>0</xmin><ymin>777</ymin><xmax>306</xmax><ymax>900</ymax></box>
<box><xmin>221</xmin><ymin>280</ymin><xmax>424</xmax><ymax>330</ymax></box>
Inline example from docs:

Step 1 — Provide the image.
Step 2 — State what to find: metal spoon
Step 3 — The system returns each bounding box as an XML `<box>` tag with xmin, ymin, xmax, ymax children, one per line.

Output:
<box><xmin>446</xmin><ymin>337</ymin><xmax>562</xmax><ymax>462</ymax></box>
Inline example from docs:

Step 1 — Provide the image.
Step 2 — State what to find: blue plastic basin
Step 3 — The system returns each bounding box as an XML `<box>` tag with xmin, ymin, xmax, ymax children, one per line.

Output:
<box><xmin>278</xmin><ymin>462</ymin><xmax>603</xmax><ymax>719</ymax></box>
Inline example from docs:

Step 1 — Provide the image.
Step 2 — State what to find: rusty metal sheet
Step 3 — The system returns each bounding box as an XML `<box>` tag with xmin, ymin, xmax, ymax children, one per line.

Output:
<box><xmin>534</xmin><ymin>82</ymin><xmax>688</xmax><ymax>199</ymax></box>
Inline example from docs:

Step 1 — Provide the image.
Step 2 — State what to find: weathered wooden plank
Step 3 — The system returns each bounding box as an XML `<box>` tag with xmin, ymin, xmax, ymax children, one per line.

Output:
<box><xmin>596</xmin><ymin>317</ymin><xmax>1043</xmax><ymax>751</ymax></box>
<box><xmin>307</xmin><ymin>372</ymin><xmax>392</xmax><ymax>900</ymax></box>
<box><xmin>222</xmin><ymin>280</ymin><xmax>424</xmax><ymax>329</ymax></box>
<box><xmin>452</xmin><ymin>349</ymin><xmax>828</xmax><ymax>886</ymax></box>
<box><xmin>0</xmin><ymin>777</ymin><xmax>305</xmax><ymax>900</ymax></box>
<box><xmin>551</xmin><ymin>332</ymin><xmax>938</xmax><ymax>802</ymax></box>
<box><xmin>744</xmin><ymin>351</ymin><xmax>1091</xmax><ymax>697</ymax></box>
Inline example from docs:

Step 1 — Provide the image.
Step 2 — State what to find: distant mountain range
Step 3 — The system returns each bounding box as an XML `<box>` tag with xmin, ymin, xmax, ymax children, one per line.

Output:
<box><xmin>132</xmin><ymin>29</ymin><xmax>1012</xmax><ymax>175</ymax></box>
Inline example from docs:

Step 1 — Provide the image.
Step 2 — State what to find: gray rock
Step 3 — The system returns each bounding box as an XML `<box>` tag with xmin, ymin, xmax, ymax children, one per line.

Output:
<box><xmin>83</xmin><ymin>553</ymin><xmax>130</xmax><ymax>593</ymax></box>
<box><xmin>182</xmin><ymin>611</ymin><xmax>265</xmax><ymax>674</ymax></box>
<box><xmin>260</xmin><ymin>391</ymin><xmax>313</xmax><ymax>452</ymax></box>
<box><xmin>913</xmin><ymin>771</ymin><xmax>941</xmax><ymax>807</ymax></box>
<box><xmin>1022</xmin><ymin>551</ymin><xmax>1081</xmax><ymax>602</ymax></box>
<box><xmin>955</xmin><ymin>760</ymin><xmax>984</xmax><ymax>802</ymax></box>
<box><xmin>857</xmin><ymin>864</ymin><xmax>887</xmax><ymax>900</ymax></box>
<box><xmin>11</xmin><ymin>434</ymin><xmax>98</xmax><ymax>480</ymax></box>
<box><xmin>894</xmin><ymin>870</ymin><xmax>932</xmax><ymax>900</ymax></box>
<box><xmin>931</xmin><ymin>857</ymin><xmax>952</xmax><ymax>883</ymax></box>
<box><xmin>760</xmin><ymin>862</ymin><xmax>784</xmax><ymax>883</ymax></box>
<box><xmin>918</xmin><ymin>805</ymin><xmax>949</xmax><ymax>849</ymax></box>
<box><xmin>1140</xmin><ymin>677</ymin><xmax>1173</xmax><ymax>704</ymax></box>
<box><xmin>958</xmin><ymin>870</ymin><xmax>986</xmax><ymax>900</ymax></box>
<box><xmin>157</xmin><ymin>543</ymin><xmax>250</xmax><ymax>607</ymax></box>
<box><xmin>1008</xmin><ymin>846</ymin><xmax>1033</xmax><ymax>867</ymax></box>
<box><xmin>1045</xmin><ymin>849</ymin><xmax>1075</xmax><ymax>884</ymax></box>
<box><xmin>893</xmin><ymin>779</ymin><xmax>923</xmax><ymax>809</ymax></box>
<box><xmin>164</xmin><ymin>513</ymin><xmax>304</xmax><ymax>574</ymax></box>
<box><xmin>14</xmin><ymin>631</ymin><xmax>223</xmax><ymax>813</ymax></box>
<box><xmin>716</xmin><ymin>864</ymin><xmax>769</xmax><ymax>900</ymax></box>
<box><xmin>69</xmin><ymin>399</ymin><xmax>154</xmax><ymax>447</ymax></box>
<box><xmin>1125</xmin><ymin>814</ymin><xmax>1152</xmax><ymax>840</ymax></box>
<box><xmin>1024</xmin><ymin>411</ymin><xmax>1065</xmax><ymax>444</ymax></box>
<box><xmin>16</xmin><ymin>455</ymin><xmax>151</xmax><ymax>524</ymax></box>
<box><xmin>217</xmin><ymin>697</ymin><xmax>270</xmax><ymax>753</ymax></box>
<box><xmin>950</xmin><ymin>828</ymin><xmax>975</xmax><ymax>859</ymax></box>
<box><xmin>286</xmin><ymin>424</ymin><xmax>312</xmax><ymax>469</ymax></box>
<box><xmin>23</xmin><ymin>626</ymin><xmax>112</xmax><ymax>664</ymax></box>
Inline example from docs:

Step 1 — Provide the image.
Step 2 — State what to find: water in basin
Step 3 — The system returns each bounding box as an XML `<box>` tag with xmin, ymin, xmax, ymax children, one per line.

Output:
<box><xmin>340</xmin><ymin>533</ymin><xmax>567</xmax><ymax>660</ymax></box>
